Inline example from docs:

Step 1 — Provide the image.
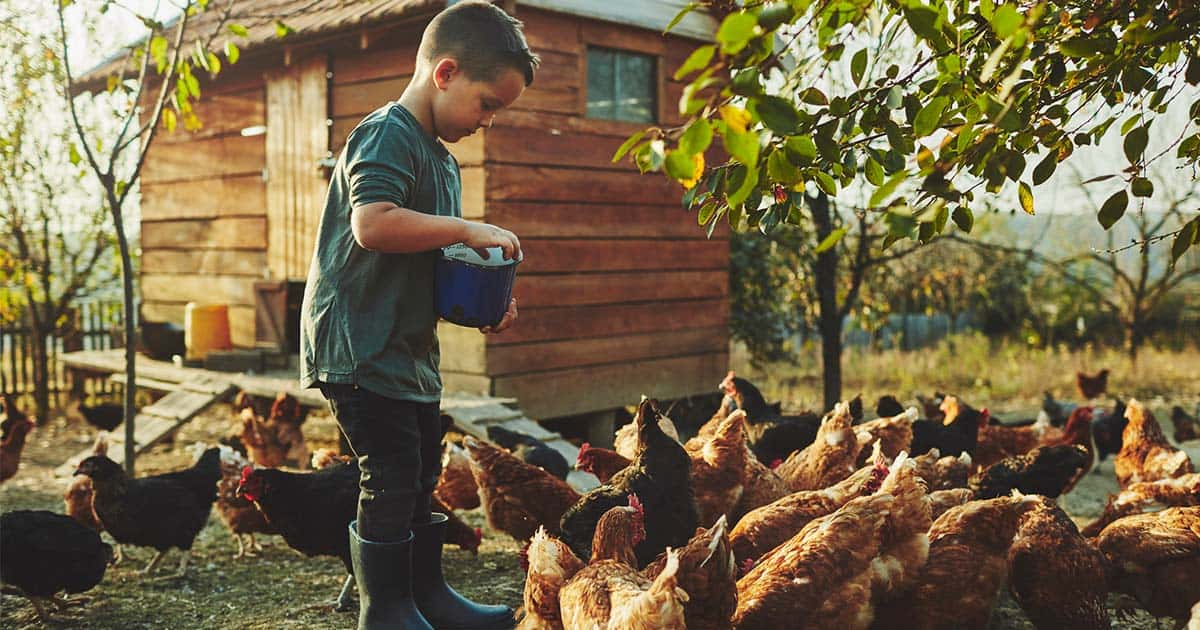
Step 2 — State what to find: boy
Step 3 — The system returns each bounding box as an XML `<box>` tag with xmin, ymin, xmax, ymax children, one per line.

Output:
<box><xmin>299</xmin><ymin>2</ymin><xmax>537</xmax><ymax>628</ymax></box>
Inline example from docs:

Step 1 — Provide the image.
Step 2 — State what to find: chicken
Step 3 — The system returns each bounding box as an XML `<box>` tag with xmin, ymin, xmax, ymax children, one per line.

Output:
<box><xmin>66</xmin><ymin>399</ymin><xmax>124</xmax><ymax>432</ymax></box>
<box><xmin>1090</xmin><ymin>399</ymin><xmax>1127</xmax><ymax>462</ymax></box>
<box><xmin>435</xmin><ymin>441</ymin><xmax>480</xmax><ymax>511</ymax></box>
<box><xmin>560</xmin><ymin>399</ymin><xmax>699</xmax><ymax>567</ymax></box>
<box><xmin>1076</xmin><ymin>368</ymin><xmax>1109</xmax><ymax>399</ymax></box>
<box><xmin>487</xmin><ymin>425</ymin><xmax>570</xmax><ymax>480</ymax></box>
<box><xmin>872</xmin><ymin>493</ymin><xmax>1041</xmax><ymax>630</ymax></box>
<box><xmin>908</xmin><ymin>395</ymin><xmax>981</xmax><ymax>459</ymax></box>
<box><xmin>1051</xmin><ymin>407</ymin><xmax>1098</xmax><ymax>467</ymax></box>
<box><xmin>74</xmin><ymin>446</ymin><xmax>221</xmax><ymax>579</ymax></box>
<box><xmin>915</xmin><ymin>391</ymin><xmax>947</xmax><ymax>422</ymax></box>
<box><xmin>518</xmin><ymin>526</ymin><xmax>585</xmax><ymax>630</ymax></box>
<box><xmin>729</xmin><ymin>447</ymin><xmax>792</xmax><ymax>521</ymax></box>
<box><xmin>973</xmin><ymin>404</ymin><xmax>1064</xmax><ymax>471</ymax></box>
<box><xmin>236</xmin><ymin>461</ymin><xmax>359</xmax><ymax>610</ymax></box>
<box><xmin>1094</xmin><ymin>506</ymin><xmax>1200</xmax><ymax>621</ymax></box>
<box><xmin>310</xmin><ymin>447</ymin><xmax>352</xmax><ymax>469</ymax></box>
<box><xmin>613</xmin><ymin>409</ymin><xmax>679</xmax><ymax>459</ymax></box>
<box><xmin>1114</xmin><ymin>398</ymin><xmax>1193</xmax><ymax>488</ymax></box>
<box><xmin>928</xmin><ymin>488</ymin><xmax>973</xmax><ymax>521</ymax></box>
<box><xmin>711</xmin><ymin>372</ymin><xmax>822</xmax><ymax>465</ymax></box>
<box><xmin>1041</xmin><ymin>391</ymin><xmax>1077</xmax><ymax>427</ymax></box>
<box><xmin>0</xmin><ymin>394</ymin><xmax>34</xmax><ymax>484</ymax></box>
<box><xmin>0</xmin><ymin>510</ymin><xmax>113</xmax><ymax>623</ymax></box>
<box><xmin>968</xmin><ymin>444</ymin><xmax>1091</xmax><ymax>500</ymax></box>
<box><xmin>1006</xmin><ymin>496</ymin><xmax>1110</xmax><ymax>630</ymax></box>
<box><xmin>1081</xmin><ymin>472</ymin><xmax>1200</xmax><ymax>537</ymax></box>
<box><xmin>465</xmin><ymin>435</ymin><xmax>580</xmax><ymax>542</ymax></box>
<box><xmin>236</xmin><ymin>392</ymin><xmax>310</xmax><ymax>469</ymax></box>
<box><xmin>853</xmin><ymin>407</ymin><xmax>916</xmax><ymax>465</ymax></box>
<box><xmin>868</xmin><ymin>452</ymin><xmax>932</xmax><ymax>602</ymax></box>
<box><xmin>910</xmin><ymin>448</ymin><xmax>972</xmax><ymax>491</ymax></box>
<box><xmin>559</xmin><ymin>497</ymin><xmax>689</xmax><ymax>630</ymax></box>
<box><xmin>1190</xmin><ymin>601</ymin><xmax>1200</xmax><ymax>630</ymax></box>
<box><xmin>575</xmin><ymin>443</ymin><xmax>631</xmax><ymax>484</ymax></box>
<box><xmin>64</xmin><ymin>433</ymin><xmax>109</xmax><ymax>533</ymax></box>
<box><xmin>214</xmin><ymin>446</ymin><xmax>276</xmax><ymax>559</ymax></box>
<box><xmin>731</xmin><ymin>449</ymin><xmax>888</xmax><ymax>565</ymax></box>
<box><xmin>875</xmin><ymin>395</ymin><xmax>906</xmax><ymax>418</ymax></box>
<box><xmin>775</xmin><ymin>401</ymin><xmax>863</xmax><ymax>491</ymax></box>
<box><xmin>733</xmin><ymin>492</ymin><xmax>893</xmax><ymax>630</ymax></box>
<box><xmin>685</xmin><ymin>409</ymin><xmax>747</xmax><ymax>526</ymax></box>
<box><xmin>1172</xmin><ymin>405</ymin><xmax>1200</xmax><ymax>443</ymax></box>
<box><xmin>642</xmin><ymin>514</ymin><xmax>736</xmax><ymax>630</ymax></box>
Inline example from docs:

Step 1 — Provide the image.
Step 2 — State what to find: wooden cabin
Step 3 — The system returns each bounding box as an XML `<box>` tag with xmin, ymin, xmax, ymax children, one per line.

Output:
<box><xmin>80</xmin><ymin>0</ymin><xmax>729</xmax><ymax>421</ymax></box>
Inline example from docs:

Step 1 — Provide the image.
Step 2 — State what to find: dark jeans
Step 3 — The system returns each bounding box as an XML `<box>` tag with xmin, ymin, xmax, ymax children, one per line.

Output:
<box><xmin>319</xmin><ymin>383</ymin><xmax>444</xmax><ymax>543</ymax></box>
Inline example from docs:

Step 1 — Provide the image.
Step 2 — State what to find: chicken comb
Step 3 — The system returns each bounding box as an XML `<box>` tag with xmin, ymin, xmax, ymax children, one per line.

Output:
<box><xmin>738</xmin><ymin>557</ymin><xmax>757</xmax><ymax>578</ymax></box>
<box><xmin>239</xmin><ymin>465</ymin><xmax>255</xmax><ymax>485</ymax></box>
<box><xmin>627</xmin><ymin>493</ymin><xmax>644</xmax><ymax>519</ymax></box>
<box><xmin>576</xmin><ymin>442</ymin><xmax>591</xmax><ymax>466</ymax></box>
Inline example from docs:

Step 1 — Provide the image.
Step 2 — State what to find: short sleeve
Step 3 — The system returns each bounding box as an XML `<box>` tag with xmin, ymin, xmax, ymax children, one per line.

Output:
<box><xmin>345</xmin><ymin>121</ymin><xmax>417</xmax><ymax>209</ymax></box>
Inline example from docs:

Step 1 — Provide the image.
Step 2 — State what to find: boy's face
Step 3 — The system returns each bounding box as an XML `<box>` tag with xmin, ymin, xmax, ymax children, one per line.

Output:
<box><xmin>431</xmin><ymin>58</ymin><xmax>525</xmax><ymax>143</ymax></box>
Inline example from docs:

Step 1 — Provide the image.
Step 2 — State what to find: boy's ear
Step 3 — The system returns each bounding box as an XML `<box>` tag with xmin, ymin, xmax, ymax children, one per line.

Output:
<box><xmin>432</xmin><ymin>57</ymin><xmax>460</xmax><ymax>90</ymax></box>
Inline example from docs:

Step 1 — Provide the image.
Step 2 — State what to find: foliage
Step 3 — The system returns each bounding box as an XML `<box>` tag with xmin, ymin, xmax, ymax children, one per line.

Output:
<box><xmin>630</xmin><ymin>0</ymin><xmax>1200</xmax><ymax>258</ymax></box>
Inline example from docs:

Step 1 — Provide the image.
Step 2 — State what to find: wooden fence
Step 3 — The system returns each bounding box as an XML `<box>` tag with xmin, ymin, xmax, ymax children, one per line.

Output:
<box><xmin>0</xmin><ymin>300</ymin><xmax>126</xmax><ymax>403</ymax></box>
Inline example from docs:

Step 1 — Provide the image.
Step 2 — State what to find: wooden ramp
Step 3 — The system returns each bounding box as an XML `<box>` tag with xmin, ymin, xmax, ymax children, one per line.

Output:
<box><xmin>55</xmin><ymin>380</ymin><xmax>235</xmax><ymax>477</ymax></box>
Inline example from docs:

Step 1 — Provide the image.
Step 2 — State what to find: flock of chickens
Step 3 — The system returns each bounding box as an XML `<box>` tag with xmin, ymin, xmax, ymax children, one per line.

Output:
<box><xmin>0</xmin><ymin>367</ymin><xmax>1199</xmax><ymax>629</ymax></box>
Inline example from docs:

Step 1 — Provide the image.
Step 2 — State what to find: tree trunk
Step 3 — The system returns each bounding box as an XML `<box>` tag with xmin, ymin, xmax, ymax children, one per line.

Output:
<box><xmin>1127</xmin><ymin>320</ymin><xmax>1144</xmax><ymax>367</ymax></box>
<box><xmin>29</xmin><ymin>323</ymin><xmax>52</xmax><ymax>425</ymax></box>
<box><xmin>110</xmin><ymin>192</ymin><xmax>138</xmax><ymax>476</ymax></box>
<box><xmin>809</xmin><ymin>193</ymin><xmax>842</xmax><ymax>411</ymax></box>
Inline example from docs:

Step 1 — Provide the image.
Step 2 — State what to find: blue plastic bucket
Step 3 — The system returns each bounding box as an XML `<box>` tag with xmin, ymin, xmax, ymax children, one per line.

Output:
<box><xmin>435</xmin><ymin>244</ymin><xmax>521</xmax><ymax>328</ymax></box>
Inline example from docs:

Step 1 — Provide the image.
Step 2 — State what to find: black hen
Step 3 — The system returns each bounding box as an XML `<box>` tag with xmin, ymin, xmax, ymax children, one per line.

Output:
<box><xmin>68</xmin><ymin>400</ymin><xmax>124</xmax><ymax>432</ymax></box>
<box><xmin>875</xmin><ymin>394</ymin><xmax>906</xmax><ymax>419</ymax></box>
<box><xmin>559</xmin><ymin>398</ymin><xmax>699</xmax><ymax>567</ymax></box>
<box><xmin>969</xmin><ymin>444</ymin><xmax>1091</xmax><ymax>499</ymax></box>
<box><xmin>1092</xmin><ymin>399</ymin><xmax>1127</xmax><ymax>461</ymax></box>
<box><xmin>485</xmin><ymin>425</ymin><xmax>569</xmax><ymax>480</ymax></box>
<box><xmin>910</xmin><ymin>396</ymin><xmax>983</xmax><ymax>458</ymax></box>
<box><xmin>721</xmin><ymin>373</ymin><xmax>821</xmax><ymax>464</ymax></box>
<box><xmin>1</xmin><ymin>510</ymin><xmax>113</xmax><ymax>622</ymax></box>
<box><xmin>1041</xmin><ymin>391</ymin><xmax>1076</xmax><ymax>428</ymax></box>
<box><xmin>236</xmin><ymin>460</ymin><xmax>359</xmax><ymax>610</ymax></box>
<box><xmin>74</xmin><ymin>446</ymin><xmax>220</xmax><ymax>579</ymax></box>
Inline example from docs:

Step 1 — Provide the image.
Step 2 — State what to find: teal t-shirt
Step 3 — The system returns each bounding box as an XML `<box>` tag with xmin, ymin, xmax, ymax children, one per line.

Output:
<box><xmin>300</xmin><ymin>102</ymin><xmax>461</xmax><ymax>402</ymax></box>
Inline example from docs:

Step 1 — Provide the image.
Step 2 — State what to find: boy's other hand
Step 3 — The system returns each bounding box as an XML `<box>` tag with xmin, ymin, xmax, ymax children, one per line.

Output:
<box><xmin>463</xmin><ymin>222</ymin><xmax>521</xmax><ymax>261</ymax></box>
<box><xmin>480</xmin><ymin>298</ymin><xmax>518</xmax><ymax>334</ymax></box>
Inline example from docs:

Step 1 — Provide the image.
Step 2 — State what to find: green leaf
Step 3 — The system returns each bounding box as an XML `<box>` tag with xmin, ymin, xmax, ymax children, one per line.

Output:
<box><xmin>815</xmin><ymin>227</ymin><xmax>847</xmax><ymax>253</ymax></box>
<box><xmin>913</xmin><ymin>96</ymin><xmax>949</xmax><ymax>137</ymax></box>
<box><xmin>905</xmin><ymin>5</ymin><xmax>944</xmax><ymax>48</ymax></box>
<box><xmin>1124</xmin><ymin>125</ymin><xmax>1149</xmax><ymax>164</ymax></box>
<box><xmin>150</xmin><ymin>35</ymin><xmax>168</xmax><ymax>73</ymax></box>
<box><xmin>679</xmin><ymin>119</ymin><xmax>713</xmax><ymax>154</ymax></box>
<box><xmin>1131</xmin><ymin>176</ymin><xmax>1154</xmax><ymax>198</ymax></box>
<box><xmin>68</xmin><ymin>143</ymin><xmax>81</xmax><ymax>165</ymax></box>
<box><xmin>767</xmin><ymin>150</ymin><xmax>802</xmax><ymax>185</ymax></box>
<box><xmin>723</xmin><ymin>128</ymin><xmax>760</xmax><ymax>167</ymax></box>
<box><xmin>814</xmin><ymin>171</ymin><xmax>837</xmax><ymax>195</ymax></box>
<box><xmin>1097</xmin><ymin>190</ymin><xmax>1128</xmax><ymax>229</ymax></box>
<box><xmin>799</xmin><ymin>87</ymin><xmax>828</xmax><ymax>106</ymax></box>
<box><xmin>755</xmin><ymin>96</ymin><xmax>803</xmax><ymax>135</ymax></box>
<box><xmin>952</xmin><ymin>206</ymin><xmax>974</xmax><ymax>232</ymax></box>
<box><xmin>664</xmin><ymin>1</ymin><xmax>700</xmax><ymax>34</ymax></box>
<box><xmin>224</xmin><ymin>41</ymin><xmax>240</xmax><ymax>64</ymax></box>
<box><xmin>757</xmin><ymin>2</ymin><xmax>795</xmax><ymax>31</ymax></box>
<box><xmin>851</xmin><ymin>48</ymin><xmax>868</xmax><ymax>86</ymax></box>
<box><xmin>1032</xmin><ymin>152</ymin><xmax>1057</xmax><ymax>185</ymax></box>
<box><xmin>228</xmin><ymin>23</ymin><xmax>249</xmax><ymax>37</ymax></box>
<box><xmin>1172</xmin><ymin>218</ymin><xmax>1199</xmax><ymax>262</ymax></box>
<box><xmin>674</xmin><ymin>44</ymin><xmax>715</xmax><ymax>80</ymax></box>
<box><xmin>697</xmin><ymin>199</ymin><xmax>717</xmax><ymax>226</ymax></box>
<box><xmin>727</xmin><ymin>165</ymin><xmax>759</xmax><ymax>208</ymax></box>
<box><xmin>864</xmin><ymin>156</ymin><xmax>884</xmax><ymax>186</ymax></box>
<box><xmin>870</xmin><ymin>171</ymin><xmax>906</xmax><ymax>207</ymax></box>
<box><xmin>274</xmin><ymin>20</ymin><xmax>295</xmax><ymax>38</ymax></box>
<box><xmin>1060</xmin><ymin>35</ymin><xmax>1116</xmax><ymax>58</ymax></box>
<box><xmin>990</xmin><ymin>4</ymin><xmax>1022</xmax><ymax>38</ymax></box>
<box><xmin>886</xmin><ymin>211</ymin><xmax>917</xmax><ymax>237</ymax></box>
<box><xmin>612</xmin><ymin>130</ymin><xmax>646</xmax><ymax>163</ymax></box>
<box><xmin>206</xmin><ymin>52</ymin><xmax>221</xmax><ymax>75</ymax></box>
<box><xmin>717</xmin><ymin>12</ymin><xmax>758</xmax><ymax>54</ymax></box>
<box><xmin>665</xmin><ymin>149</ymin><xmax>697</xmax><ymax>180</ymax></box>
<box><xmin>1018</xmin><ymin>181</ymin><xmax>1034</xmax><ymax>215</ymax></box>
<box><xmin>785</xmin><ymin>135</ymin><xmax>817</xmax><ymax>165</ymax></box>
<box><xmin>162</xmin><ymin>108</ymin><xmax>177</xmax><ymax>132</ymax></box>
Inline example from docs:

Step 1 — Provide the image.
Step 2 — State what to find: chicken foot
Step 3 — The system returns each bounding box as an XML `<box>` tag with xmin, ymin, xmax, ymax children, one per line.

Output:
<box><xmin>334</xmin><ymin>574</ymin><xmax>357</xmax><ymax>612</ymax></box>
<box><xmin>150</xmin><ymin>550</ymin><xmax>192</xmax><ymax>581</ymax></box>
<box><xmin>233</xmin><ymin>533</ymin><xmax>258</xmax><ymax>559</ymax></box>
<box><xmin>138</xmin><ymin>550</ymin><xmax>167</xmax><ymax>576</ymax></box>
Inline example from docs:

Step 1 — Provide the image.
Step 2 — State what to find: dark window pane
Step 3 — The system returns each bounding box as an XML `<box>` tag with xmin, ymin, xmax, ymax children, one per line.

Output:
<box><xmin>586</xmin><ymin>46</ymin><xmax>655</xmax><ymax>123</ymax></box>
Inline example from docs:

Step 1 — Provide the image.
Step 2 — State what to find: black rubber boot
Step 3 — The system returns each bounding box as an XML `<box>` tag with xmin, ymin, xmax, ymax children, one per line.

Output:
<box><xmin>348</xmin><ymin>521</ymin><xmax>433</xmax><ymax>630</ymax></box>
<box><xmin>411</xmin><ymin>513</ymin><xmax>515</xmax><ymax>630</ymax></box>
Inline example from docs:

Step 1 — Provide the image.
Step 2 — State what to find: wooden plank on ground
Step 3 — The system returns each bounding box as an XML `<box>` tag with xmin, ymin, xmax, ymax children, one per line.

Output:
<box><xmin>493</xmin><ymin>417</ymin><xmax>557</xmax><ymax>440</ymax></box>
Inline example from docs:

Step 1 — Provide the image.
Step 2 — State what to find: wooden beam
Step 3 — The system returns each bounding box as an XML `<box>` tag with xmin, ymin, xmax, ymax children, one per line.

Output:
<box><xmin>485</xmin><ymin>297</ymin><xmax>728</xmax><ymax>345</ymax></box>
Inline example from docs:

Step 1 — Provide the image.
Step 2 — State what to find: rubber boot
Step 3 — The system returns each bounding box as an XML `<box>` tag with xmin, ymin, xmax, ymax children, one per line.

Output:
<box><xmin>411</xmin><ymin>513</ymin><xmax>515</xmax><ymax>630</ymax></box>
<box><xmin>348</xmin><ymin>521</ymin><xmax>433</xmax><ymax>630</ymax></box>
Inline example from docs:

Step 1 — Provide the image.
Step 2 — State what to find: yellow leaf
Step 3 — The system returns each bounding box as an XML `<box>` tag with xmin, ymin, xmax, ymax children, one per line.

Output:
<box><xmin>720</xmin><ymin>105</ymin><xmax>752</xmax><ymax>134</ymax></box>
<box><xmin>681</xmin><ymin>153</ymin><xmax>705</xmax><ymax>189</ymax></box>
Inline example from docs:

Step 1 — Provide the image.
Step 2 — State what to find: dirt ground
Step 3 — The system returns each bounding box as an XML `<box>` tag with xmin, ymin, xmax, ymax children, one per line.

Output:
<box><xmin>2</xmin><ymin>396</ymin><xmax>1196</xmax><ymax>629</ymax></box>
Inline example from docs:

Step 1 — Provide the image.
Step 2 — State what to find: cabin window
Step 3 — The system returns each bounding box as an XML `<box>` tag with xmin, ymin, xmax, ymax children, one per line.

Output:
<box><xmin>586</xmin><ymin>46</ymin><xmax>656</xmax><ymax>123</ymax></box>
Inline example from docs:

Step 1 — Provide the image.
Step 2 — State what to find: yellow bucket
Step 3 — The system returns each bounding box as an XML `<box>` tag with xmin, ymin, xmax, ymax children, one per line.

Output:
<box><xmin>185</xmin><ymin>303</ymin><xmax>232</xmax><ymax>361</ymax></box>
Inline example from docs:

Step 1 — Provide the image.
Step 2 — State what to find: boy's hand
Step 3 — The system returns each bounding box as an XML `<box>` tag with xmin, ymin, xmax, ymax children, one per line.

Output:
<box><xmin>463</xmin><ymin>222</ymin><xmax>522</xmax><ymax>261</ymax></box>
<box><xmin>480</xmin><ymin>298</ymin><xmax>518</xmax><ymax>334</ymax></box>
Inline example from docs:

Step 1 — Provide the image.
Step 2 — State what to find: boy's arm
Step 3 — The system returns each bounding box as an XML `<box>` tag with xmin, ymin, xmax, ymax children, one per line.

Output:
<box><xmin>351</xmin><ymin>201</ymin><xmax>522</xmax><ymax>261</ymax></box>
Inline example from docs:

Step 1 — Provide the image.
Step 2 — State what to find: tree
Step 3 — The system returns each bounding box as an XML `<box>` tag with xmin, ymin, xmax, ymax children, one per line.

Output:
<box><xmin>56</xmin><ymin>0</ymin><xmax>249</xmax><ymax>473</ymax></box>
<box><xmin>624</xmin><ymin>0</ymin><xmax>1200</xmax><ymax>265</ymax></box>
<box><xmin>0</xmin><ymin>4</ymin><xmax>117</xmax><ymax>422</ymax></box>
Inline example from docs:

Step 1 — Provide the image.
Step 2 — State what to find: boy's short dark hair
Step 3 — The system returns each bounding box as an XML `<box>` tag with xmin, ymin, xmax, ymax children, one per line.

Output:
<box><xmin>419</xmin><ymin>1</ymin><xmax>540</xmax><ymax>86</ymax></box>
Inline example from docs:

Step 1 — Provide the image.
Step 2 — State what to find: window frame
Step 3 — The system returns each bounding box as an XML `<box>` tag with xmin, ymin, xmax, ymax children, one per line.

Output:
<box><xmin>579</xmin><ymin>21</ymin><xmax>666</xmax><ymax>125</ymax></box>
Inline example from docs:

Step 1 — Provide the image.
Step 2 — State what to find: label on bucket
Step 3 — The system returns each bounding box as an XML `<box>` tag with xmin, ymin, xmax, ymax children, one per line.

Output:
<box><xmin>441</xmin><ymin>243</ymin><xmax>522</xmax><ymax>267</ymax></box>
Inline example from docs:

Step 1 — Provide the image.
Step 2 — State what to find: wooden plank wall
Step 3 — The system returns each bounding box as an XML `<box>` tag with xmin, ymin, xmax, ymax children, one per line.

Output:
<box><xmin>139</xmin><ymin>63</ymin><xmax>269</xmax><ymax>346</ymax></box>
<box><xmin>474</xmin><ymin>7</ymin><xmax>729</xmax><ymax>419</ymax></box>
<box><xmin>265</xmin><ymin>54</ymin><xmax>329</xmax><ymax>280</ymax></box>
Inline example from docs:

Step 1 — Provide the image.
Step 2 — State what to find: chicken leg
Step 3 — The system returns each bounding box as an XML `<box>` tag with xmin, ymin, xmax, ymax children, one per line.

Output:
<box><xmin>334</xmin><ymin>574</ymin><xmax>357</xmax><ymax>612</ymax></box>
<box><xmin>138</xmin><ymin>550</ymin><xmax>167</xmax><ymax>575</ymax></box>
